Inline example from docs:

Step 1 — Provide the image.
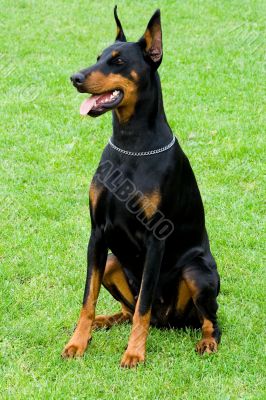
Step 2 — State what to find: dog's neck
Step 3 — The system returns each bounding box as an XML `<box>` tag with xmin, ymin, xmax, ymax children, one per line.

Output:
<box><xmin>111</xmin><ymin>72</ymin><xmax>173</xmax><ymax>152</ymax></box>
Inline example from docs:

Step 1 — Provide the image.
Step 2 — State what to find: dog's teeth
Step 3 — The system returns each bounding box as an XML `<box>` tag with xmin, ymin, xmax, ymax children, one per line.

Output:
<box><xmin>113</xmin><ymin>90</ymin><xmax>119</xmax><ymax>97</ymax></box>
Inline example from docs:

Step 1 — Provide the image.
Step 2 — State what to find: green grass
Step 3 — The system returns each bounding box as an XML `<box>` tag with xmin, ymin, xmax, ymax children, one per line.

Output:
<box><xmin>0</xmin><ymin>0</ymin><xmax>265</xmax><ymax>398</ymax></box>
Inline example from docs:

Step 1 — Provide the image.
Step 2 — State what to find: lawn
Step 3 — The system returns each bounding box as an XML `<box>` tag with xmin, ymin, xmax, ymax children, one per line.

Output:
<box><xmin>0</xmin><ymin>0</ymin><xmax>265</xmax><ymax>398</ymax></box>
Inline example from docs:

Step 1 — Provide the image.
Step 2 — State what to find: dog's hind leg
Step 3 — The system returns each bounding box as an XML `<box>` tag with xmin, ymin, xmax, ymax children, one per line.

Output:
<box><xmin>93</xmin><ymin>254</ymin><xmax>135</xmax><ymax>329</ymax></box>
<box><xmin>183</xmin><ymin>262</ymin><xmax>221</xmax><ymax>354</ymax></box>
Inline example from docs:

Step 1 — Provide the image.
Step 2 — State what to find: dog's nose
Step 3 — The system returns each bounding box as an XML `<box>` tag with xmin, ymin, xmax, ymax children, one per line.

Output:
<box><xmin>70</xmin><ymin>73</ymin><xmax>85</xmax><ymax>86</ymax></box>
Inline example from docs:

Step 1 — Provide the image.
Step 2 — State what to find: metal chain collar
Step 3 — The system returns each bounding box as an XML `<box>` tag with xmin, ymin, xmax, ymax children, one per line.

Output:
<box><xmin>108</xmin><ymin>135</ymin><xmax>176</xmax><ymax>156</ymax></box>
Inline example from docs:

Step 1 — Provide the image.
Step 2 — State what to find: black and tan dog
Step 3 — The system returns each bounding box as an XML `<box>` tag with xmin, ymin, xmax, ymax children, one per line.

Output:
<box><xmin>62</xmin><ymin>7</ymin><xmax>221</xmax><ymax>368</ymax></box>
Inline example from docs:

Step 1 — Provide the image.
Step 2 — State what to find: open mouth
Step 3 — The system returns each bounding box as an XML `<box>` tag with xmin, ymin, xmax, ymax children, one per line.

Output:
<box><xmin>80</xmin><ymin>90</ymin><xmax>123</xmax><ymax>117</ymax></box>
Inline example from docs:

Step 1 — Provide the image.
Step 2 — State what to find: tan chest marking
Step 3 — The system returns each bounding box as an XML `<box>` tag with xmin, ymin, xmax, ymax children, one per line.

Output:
<box><xmin>140</xmin><ymin>191</ymin><xmax>161</xmax><ymax>219</ymax></box>
<box><xmin>89</xmin><ymin>182</ymin><xmax>103</xmax><ymax>211</ymax></box>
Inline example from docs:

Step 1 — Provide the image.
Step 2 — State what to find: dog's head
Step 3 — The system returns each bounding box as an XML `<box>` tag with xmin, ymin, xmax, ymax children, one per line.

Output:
<box><xmin>71</xmin><ymin>6</ymin><xmax>162</xmax><ymax>123</ymax></box>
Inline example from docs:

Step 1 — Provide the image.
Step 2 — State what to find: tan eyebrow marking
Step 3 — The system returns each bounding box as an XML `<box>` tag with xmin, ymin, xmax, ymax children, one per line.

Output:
<box><xmin>111</xmin><ymin>50</ymin><xmax>120</xmax><ymax>58</ymax></box>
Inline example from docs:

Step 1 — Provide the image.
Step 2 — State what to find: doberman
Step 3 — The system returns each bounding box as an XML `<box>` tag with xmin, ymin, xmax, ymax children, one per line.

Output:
<box><xmin>62</xmin><ymin>7</ymin><xmax>221</xmax><ymax>368</ymax></box>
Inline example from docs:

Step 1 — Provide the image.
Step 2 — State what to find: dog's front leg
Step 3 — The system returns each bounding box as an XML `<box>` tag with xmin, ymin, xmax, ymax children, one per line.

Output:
<box><xmin>120</xmin><ymin>237</ymin><xmax>165</xmax><ymax>368</ymax></box>
<box><xmin>62</xmin><ymin>228</ymin><xmax>107</xmax><ymax>358</ymax></box>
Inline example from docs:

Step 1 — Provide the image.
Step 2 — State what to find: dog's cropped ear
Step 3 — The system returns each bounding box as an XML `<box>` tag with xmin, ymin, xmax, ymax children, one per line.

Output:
<box><xmin>139</xmin><ymin>9</ymin><xmax>162</xmax><ymax>68</ymax></box>
<box><xmin>114</xmin><ymin>5</ymin><xmax>127</xmax><ymax>42</ymax></box>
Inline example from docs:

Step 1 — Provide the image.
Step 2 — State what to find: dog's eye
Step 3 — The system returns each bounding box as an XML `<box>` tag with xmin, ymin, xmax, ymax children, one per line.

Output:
<box><xmin>112</xmin><ymin>57</ymin><xmax>125</xmax><ymax>65</ymax></box>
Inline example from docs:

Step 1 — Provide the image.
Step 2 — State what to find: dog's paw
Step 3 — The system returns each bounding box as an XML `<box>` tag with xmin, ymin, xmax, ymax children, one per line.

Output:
<box><xmin>196</xmin><ymin>338</ymin><xmax>218</xmax><ymax>355</ymax></box>
<box><xmin>61</xmin><ymin>337</ymin><xmax>90</xmax><ymax>358</ymax></box>
<box><xmin>120</xmin><ymin>349</ymin><xmax>145</xmax><ymax>368</ymax></box>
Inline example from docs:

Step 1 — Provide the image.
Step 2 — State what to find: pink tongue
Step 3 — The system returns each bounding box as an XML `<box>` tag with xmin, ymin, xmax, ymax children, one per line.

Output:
<box><xmin>80</xmin><ymin>94</ymin><xmax>102</xmax><ymax>115</ymax></box>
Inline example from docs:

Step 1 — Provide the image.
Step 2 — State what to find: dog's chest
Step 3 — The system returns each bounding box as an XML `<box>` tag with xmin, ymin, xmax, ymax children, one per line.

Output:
<box><xmin>91</xmin><ymin>158</ymin><xmax>162</xmax><ymax>217</ymax></box>
<box><xmin>89</xmin><ymin>161</ymin><xmax>163</xmax><ymax>260</ymax></box>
